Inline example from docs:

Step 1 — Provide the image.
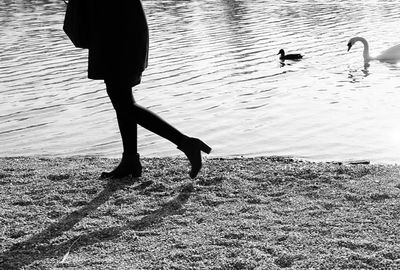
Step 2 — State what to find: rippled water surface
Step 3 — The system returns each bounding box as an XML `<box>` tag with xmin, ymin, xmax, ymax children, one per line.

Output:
<box><xmin>1</xmin><ymin>0</ymin><xmax>400</xmax><ymax>163</ymax></box>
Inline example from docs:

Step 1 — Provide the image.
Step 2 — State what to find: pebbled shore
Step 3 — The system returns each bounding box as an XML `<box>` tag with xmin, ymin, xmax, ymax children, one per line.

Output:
<box><xmin>1</xmin><ymin>156</ymin><xmax>400</xmax><ymax>269</ymax></box>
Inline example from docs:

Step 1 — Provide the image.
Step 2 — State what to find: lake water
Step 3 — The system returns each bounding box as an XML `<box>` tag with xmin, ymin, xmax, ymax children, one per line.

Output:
<box><xmin>1</xmin><ymin>0</ymin><xmax>400</xmax><ymax>163</ymax></box>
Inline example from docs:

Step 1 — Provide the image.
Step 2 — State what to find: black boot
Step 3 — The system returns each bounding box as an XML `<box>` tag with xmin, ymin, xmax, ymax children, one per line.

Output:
<box><xmin>177</xmin><ymin>136</ymin><xmax>212</xmax><ymax>179</ymax></box>
<box><xmin>100</xmin><ymin>153</ymin><xmax>142</xmax><ymax>179</ymax></box>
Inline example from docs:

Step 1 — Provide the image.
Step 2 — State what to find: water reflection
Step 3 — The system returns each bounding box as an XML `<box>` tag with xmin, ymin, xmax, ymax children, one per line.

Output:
<box><xmin>347</xmin><ymin>67</ymin><xmax>370</xmax><ymax>83</ymax></box>
<box><xmin>279</xmin><ymin>59</ymin><xmax>302</xmax><ymax>68</ymax></box>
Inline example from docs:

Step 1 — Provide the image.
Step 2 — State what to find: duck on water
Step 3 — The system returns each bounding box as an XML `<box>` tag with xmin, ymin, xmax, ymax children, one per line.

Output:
<box><xmin>277</xmin><ymin>49</ymin><xmax>303</xmax><ymax>60</ymax></box>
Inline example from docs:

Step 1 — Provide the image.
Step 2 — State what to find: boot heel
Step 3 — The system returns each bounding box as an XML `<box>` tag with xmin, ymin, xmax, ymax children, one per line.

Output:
<box><xmin>199</xmin><ymin>140</ymin><xmax>212</xmax><ymax>154</ymax></box>
<box><xmin>177</xmin><ymin>136</ymin><xmax>212</xmax><ymax>178</ymax></box>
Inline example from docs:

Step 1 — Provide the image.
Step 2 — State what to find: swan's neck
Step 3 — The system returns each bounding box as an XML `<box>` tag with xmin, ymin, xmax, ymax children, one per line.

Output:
<box><xmin>354</xmin><ymin>37</ymin><xmax>372</xmax><ymax>62</ymax></box>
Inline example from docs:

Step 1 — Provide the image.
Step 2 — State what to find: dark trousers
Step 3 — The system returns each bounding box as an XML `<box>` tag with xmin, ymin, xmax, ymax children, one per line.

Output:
<box><xmin>105</xmin><ymin>80</ymin><xmax>184</xmax><ymax>154</ymax></box>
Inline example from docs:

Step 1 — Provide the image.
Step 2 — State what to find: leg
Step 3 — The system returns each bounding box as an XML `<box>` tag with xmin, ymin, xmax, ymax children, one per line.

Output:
<box><xmin>133</xmin><ymin>103</ymin><xmax>184</xmax><ymax>146</ymax></box>
<box><xmin>130</xmin><ymin>97</ymin><xmax>212</xmax><ymax>178</ymax></box>
<box><xmin>107</xmin><ymin>82</ymin><xmax>138</xmax><ymax>155</ymax></box>
<box><xmin>100</xmin><ymin>80</ymin><xmax>141</xmax><ymax>179</ymax></box>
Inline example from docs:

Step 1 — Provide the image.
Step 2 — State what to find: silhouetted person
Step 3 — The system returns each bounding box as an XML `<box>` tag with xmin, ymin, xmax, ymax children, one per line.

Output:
<box><xmin>87</xmin><ymin>0</ymin><xmax>211</xmax><ymax>179</ymax></box>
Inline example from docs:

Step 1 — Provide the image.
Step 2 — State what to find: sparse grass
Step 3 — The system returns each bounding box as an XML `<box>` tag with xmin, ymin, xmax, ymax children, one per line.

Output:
<box><xmin>0</xmin><ymin>156</ymin><xmax>399</xmax><ymax>269</ymax></box>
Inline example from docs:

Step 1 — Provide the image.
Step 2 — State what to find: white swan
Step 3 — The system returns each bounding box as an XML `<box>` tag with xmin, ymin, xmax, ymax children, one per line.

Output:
<box><xmin>347</xmin><ymin>37</ymin><xmax>400</xmax><ymax>64</ymax></box>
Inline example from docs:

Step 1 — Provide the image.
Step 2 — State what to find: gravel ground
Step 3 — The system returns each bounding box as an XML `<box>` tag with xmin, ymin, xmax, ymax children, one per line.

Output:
<box><xmin>0</xmin><ymin>156</ymin><xmax>399</xmax><ymax>269</ymax></box>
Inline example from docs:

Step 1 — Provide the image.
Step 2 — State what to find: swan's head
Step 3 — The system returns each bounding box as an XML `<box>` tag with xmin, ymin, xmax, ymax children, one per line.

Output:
<box><xmin>277</xmin><ymin>49</ymin><xmax>285</xmax><ymax>56</ymax></box>
<box><xmin>347</xmin><ymin>39</ymin><xmax>354</xmax><ymax>52</ymax></box>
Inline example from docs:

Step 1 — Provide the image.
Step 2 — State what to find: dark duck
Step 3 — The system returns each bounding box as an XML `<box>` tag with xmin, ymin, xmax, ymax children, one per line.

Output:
<box><xmin>278</xmin><ymin>49</ymin><xmax>303</xmax><ymax>60</ymax></box>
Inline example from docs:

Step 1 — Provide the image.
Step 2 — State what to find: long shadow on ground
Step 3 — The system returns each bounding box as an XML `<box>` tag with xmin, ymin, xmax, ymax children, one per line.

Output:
<box><xmin>0</xmin><ymin>179</ymin><xmax>193</xmax><ymax>269</ymax></box>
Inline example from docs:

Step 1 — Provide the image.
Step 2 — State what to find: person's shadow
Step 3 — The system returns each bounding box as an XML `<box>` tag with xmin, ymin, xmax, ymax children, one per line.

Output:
<box><xmin>0</xmin><ymin>179</ymin><xmax>193</xmax><ymax>269</ymax></box>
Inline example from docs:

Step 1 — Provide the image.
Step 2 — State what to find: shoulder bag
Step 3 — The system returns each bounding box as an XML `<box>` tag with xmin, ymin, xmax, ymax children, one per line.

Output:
<box><xmin>63</xmin><ymin>0</ymin><xmax>90</xmax><ymax>49</ymax></box>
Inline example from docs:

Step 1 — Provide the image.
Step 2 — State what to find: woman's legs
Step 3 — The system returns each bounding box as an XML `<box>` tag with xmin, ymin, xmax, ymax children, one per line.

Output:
<box><xmin>105</xmin><ymin>80</ymin><xmax>185</xmax><ymax>146</ymax></box>
<box><xmin>103</xmin><ymin>79</ymin><xmax>212</xmax><ymax>179</ymax></box>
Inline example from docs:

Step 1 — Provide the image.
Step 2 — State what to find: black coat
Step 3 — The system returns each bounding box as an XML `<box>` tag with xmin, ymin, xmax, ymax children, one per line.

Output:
<box><xmin>88</xmin><ymin>0</ymin><xmax>149</xmax><ymax>83</ymax></box>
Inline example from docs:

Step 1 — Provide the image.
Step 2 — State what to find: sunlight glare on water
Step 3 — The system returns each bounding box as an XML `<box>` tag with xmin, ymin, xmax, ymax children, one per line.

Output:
<box><xmin>1</xmin><ymin>0</ymin><xmax>400</xmax><ymax>163</ymax></box>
